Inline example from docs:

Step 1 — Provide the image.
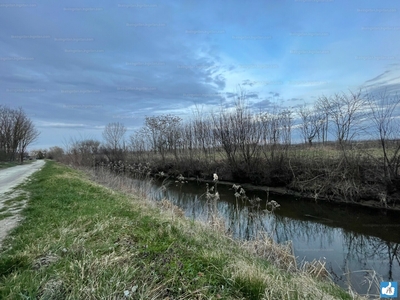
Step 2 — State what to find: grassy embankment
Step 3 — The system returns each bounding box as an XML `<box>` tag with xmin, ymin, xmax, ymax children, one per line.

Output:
<box><xmin>0</xmin><ymin>161</ymin><xmax>366</xmax><ymax>299</ymax></box>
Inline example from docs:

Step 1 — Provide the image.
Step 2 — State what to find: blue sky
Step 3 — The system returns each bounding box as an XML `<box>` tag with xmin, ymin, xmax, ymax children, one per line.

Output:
<box><xmin>1</xmin><ymin>0</ymin><xmax>399</xmax><ymax>149</ymax></box>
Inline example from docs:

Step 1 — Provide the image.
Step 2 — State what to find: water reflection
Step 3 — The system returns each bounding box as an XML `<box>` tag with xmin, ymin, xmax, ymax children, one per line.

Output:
<box><xmin>134</xmin><ymin>177</ymin><xmax>400</xmax><ymax>297</ymax></box>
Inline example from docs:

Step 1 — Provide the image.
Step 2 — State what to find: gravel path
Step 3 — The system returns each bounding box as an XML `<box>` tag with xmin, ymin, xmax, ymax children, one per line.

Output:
<box><xmin>0</xmin><ymin>160</ymin><xmax>45</xmax><ymax>249</ymax></box>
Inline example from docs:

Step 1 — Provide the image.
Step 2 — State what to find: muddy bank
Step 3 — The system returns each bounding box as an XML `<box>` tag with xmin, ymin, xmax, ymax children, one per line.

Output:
<box><xmin>98</xmin><ymin>156</ymin><xmax>400</xmax><ymax>212</ymax></box>
<box><xmin>159</xmin><ymin>175</ymin><xmax>400</xmax><ymax>212</ymax></box>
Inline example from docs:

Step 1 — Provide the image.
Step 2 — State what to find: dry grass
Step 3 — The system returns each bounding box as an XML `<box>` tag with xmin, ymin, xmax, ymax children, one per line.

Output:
<box><xmin>83</xmin><ymin>166</ymin><xmax>373</xmax><ymax>299</ymax></box>
<box><xmin>241</xmin><ymin>233</ymin><xmax>297</xmax><ymax>272</ymax></box>
<box><xmin>0</xmin><ymin>161</ymin><xmax>374</xmax><ymax>299</ymax></box>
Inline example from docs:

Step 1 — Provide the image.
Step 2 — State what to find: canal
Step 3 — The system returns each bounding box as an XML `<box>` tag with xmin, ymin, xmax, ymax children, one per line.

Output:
<box><xmin>129</xmin><ymin>175</ymin><xmax>400</xmax><ymax>297</ymax></box>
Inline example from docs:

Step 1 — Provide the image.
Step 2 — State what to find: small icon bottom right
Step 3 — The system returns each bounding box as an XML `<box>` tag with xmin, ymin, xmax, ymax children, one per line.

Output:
<box><xmin>380</xmin><ymin>282</ymin><xmax>398</xmax><ymax>298</ymax></box>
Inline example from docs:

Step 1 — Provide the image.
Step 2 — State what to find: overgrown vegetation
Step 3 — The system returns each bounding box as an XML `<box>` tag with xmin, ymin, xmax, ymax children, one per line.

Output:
<box><xmin>0</xmin><ymin>161</ymin><xmax>368</xmax><ymax>299</ymax></box>
<box><xmin>52</xmin><ymin>89</ymin><xmax>400</xmax><ymax>208</ymax></box>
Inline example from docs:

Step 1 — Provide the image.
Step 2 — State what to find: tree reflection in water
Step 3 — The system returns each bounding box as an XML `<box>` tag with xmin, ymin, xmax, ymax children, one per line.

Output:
<box><xmin>135</xmin><ymin>177</ymin><xmax>400</xmax><ymax>296</ymax></box>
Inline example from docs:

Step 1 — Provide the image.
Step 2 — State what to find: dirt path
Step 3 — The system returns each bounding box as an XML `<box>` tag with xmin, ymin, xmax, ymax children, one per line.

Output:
<box><xmin>0</xmin><ymin>159</ymin><xmax>45</xmax><ymax>249</ymax></box>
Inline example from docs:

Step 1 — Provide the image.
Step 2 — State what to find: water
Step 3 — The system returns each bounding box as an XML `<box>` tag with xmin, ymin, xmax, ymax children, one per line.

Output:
<box><xmin>132</xmin><ymin>176</ymin><xmax>400</xmax><ymax>297</ymax></box>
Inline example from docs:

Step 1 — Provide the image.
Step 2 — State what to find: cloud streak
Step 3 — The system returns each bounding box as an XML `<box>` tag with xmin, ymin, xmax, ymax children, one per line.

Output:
<box><xmin>1</xmin><ymin>0</ymin><xmax>399</xmax><ymax>148</ymax></box>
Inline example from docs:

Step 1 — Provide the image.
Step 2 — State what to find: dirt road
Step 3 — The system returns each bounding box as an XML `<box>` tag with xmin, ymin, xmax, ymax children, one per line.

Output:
<box><xmin>0</xmin><ymin>159</ymin><xmax>45</xmax><ymax>249</ymax></box>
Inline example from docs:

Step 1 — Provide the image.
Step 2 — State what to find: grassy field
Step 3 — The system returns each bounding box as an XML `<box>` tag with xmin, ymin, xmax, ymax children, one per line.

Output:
<box><xmin>0</xmin><ymin>159</ymin><xmax>36</xmax><ymax>170</ymax></box>
<box><xmin>0</xmin><ymin>161</ymin><xmax>367</xmax><ymax>299</ymax></box>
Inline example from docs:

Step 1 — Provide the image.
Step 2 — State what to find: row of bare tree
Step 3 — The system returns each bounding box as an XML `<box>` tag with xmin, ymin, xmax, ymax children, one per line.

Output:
<box><xmin>57</xmin><ymin>89</ymin><xmax>400</xmax><ymax>204</ymax></box>
<box><xmin>0</xmin><ymin>105</ymin><xmax>40</xmax><ymax>163</ymax></box>
<box><xmin>126</xmin><ymin>90</ymin><xmax>398</xmax><ymax>156</ymax></box>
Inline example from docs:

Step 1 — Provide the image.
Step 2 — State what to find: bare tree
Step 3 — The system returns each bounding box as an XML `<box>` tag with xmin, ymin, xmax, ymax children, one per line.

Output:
<box><xmin>229</xmin><ymin>96</ymin><xmax>262</xmax><ymax>167</ymax></box>
<box><xmin>298</xmin><ymin>105</ymin><xmax>324</xmax><ymax>146</ymax></box>
<box><xmin>46</xmin><ymin>146</ymin><xmax>64</xmax><ymax>160</ymax></box>
<box><xmin>0</xmin><ymin>106</ymin><xmax>39</xmax><ymax>162</ymax></box>
<box><xmin>279</xmin><ymin>108</ymin><xmax>293</xmax><ymax>146</ymax></box>
<box><xmin>129</xmin><ymin>128</ymin><xmax>150</xmax><ymax>160</ymax></box>
<box><xmin>315</xmin><ymin>97</ymin><xmax>331</xmax><ymax>144</ymax></box>
<box><xmin>17</xmin><ymin>117</ymin><xmax>40</xmax><ymax>163</ymax></box>
<box><xmin>101</xmin><ymin>122</ymin><xmax>127</xmax><ymax>162</ymax></box>
<box><xmin>212</xmin><ymin>106</ymin><xmax>238</xmax><ymax>167</ymax></box>
<box><xmin>64</xmin><ymin>137</ymin><xmax>100</xmax><ymax>166</ymax></box>
<box><xmin>318</xmin><ymin>90</ymin><xmax>367</xmax><ymax>146</ymax></box>
<box><xmin>0</xmin><ymin>105</ymin><xmax>13</xmax><ymax>160</ymax></box>
<box><xmin>367</xmin><ymin>91</ymin><xmax>400</xmax><ymax>185</ymax></box>
<box><xmin>182</xmin><ymin>121</ymin><xmax>195</xmax><ymax>160</ymax></box>
<box><xmin>102</xmin><ymin>122</ymin><xmax>126</xmax><ymax>151</ymax></box>
<box><xmin>260</xmin><ymin>106</ymin><xmax>287</xmax><ymax>162</ymax></box>
<box><xmin>144</xmin><ymin>115</ymin><xmax>182</xmax><ymax>162</ymax></box>
<box><xmin>192</xmin><ymin>107</ymin><xmax>213</xmax><ymax>160</ymax></box>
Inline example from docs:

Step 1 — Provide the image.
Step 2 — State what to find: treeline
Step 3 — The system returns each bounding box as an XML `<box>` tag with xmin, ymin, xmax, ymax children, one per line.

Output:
<box><xmin>0</xmin><ymin>105</ymin><xmax>40</xmax><ymax>163</ymax></box>
<box><xmin>58</xmin><ymin>89</ymin><xmax>400</xmax><ymax>207</ymax></box>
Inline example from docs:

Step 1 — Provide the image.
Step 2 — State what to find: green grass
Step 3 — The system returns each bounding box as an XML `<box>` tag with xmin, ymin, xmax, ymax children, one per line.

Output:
<box><xmin>0</xmin><ymin>161</ymin><xmax>366</xmax><ymax>299</ymax></box>
<box><xmin>2</xmin><ymin>194</ymin><xmax>27</xmax><ymax>207</ymax></box>
<box><xmin>0</xmin><ymin>161</ymin><xmax>20</xmax><ymax>169</ymax></box>
<box><xmin>0</xmin><ymin>192</ymin><xmax>28</xmax><ymax>221</ymax></box>
<box><xmin>0</xmin><ymin>160</ymin><xmax>36</xmax><ymax>169</ymax></box>
<box><xmin>0</xmin><ymin>212</ymin><xmax>13</xmax><ymax>221</ymax></box>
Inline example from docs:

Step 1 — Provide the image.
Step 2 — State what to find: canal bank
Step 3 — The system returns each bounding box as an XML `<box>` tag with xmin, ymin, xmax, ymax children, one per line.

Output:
<box><xmin>0</xmin><ymin>161</ymin><xmax>368</xmax><ymax>299</ymax></box>
<box><xmin>154</xmin><ymin>174</ymin><xmax>400</xmax><ymax>213</ymax></box>
<box><xmin>104</xmin><ymin>169</ymin><xmax>400</xmax><ymax>297</ymax></box>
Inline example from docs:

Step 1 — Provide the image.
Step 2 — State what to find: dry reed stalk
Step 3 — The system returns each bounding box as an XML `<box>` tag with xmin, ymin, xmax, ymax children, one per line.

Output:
<box><xmin>159</xmin><ymin>198</ymin><xmax>185</xmax><ymax>218</ymax></box>
<box><xmin>301</xmin><ymin>259</ymin><xmax>330</xmax><ymax>279</ymax></box>
<box><xmin>242</xmin><ymin>233</ymin><xmax>298</xmax><ymax>272</ymax></box>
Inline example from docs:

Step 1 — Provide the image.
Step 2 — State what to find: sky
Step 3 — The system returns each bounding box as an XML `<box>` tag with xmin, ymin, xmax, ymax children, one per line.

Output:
<box><xmin>1</xmin><ymin>0</ymin><xmax>400</xmax><ymax>150</ymax></box>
